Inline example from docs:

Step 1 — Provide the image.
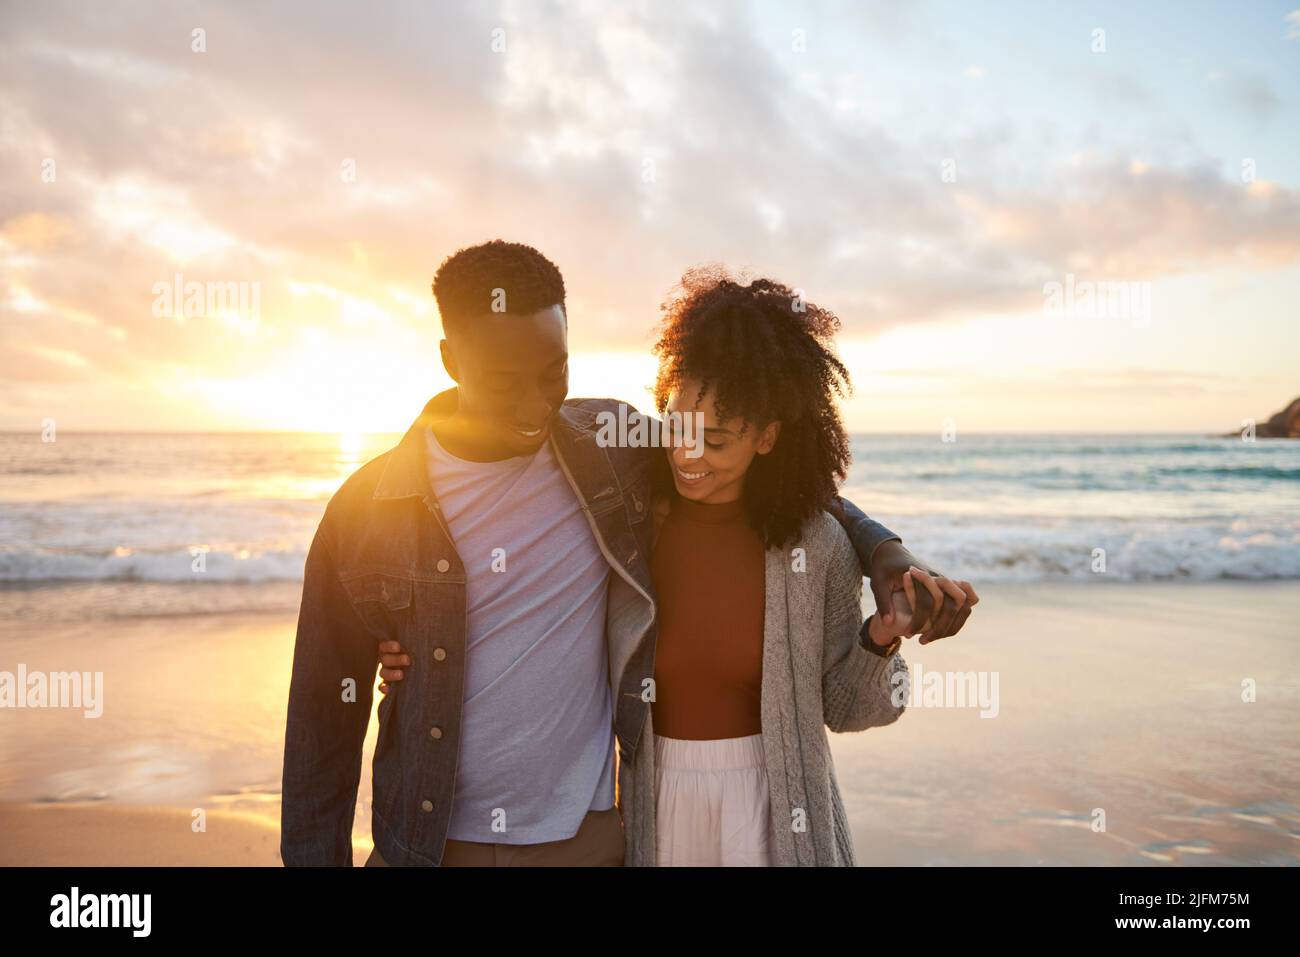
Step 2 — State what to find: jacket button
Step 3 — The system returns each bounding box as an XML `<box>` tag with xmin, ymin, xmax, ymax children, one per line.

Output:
<box><xmin>421</xmin><ymin>800</ymin><xmax>433</xmax><ymax>812</ymax></box>
<box><xmin>433</xmin><ymin>647</ymin><xmax>447</xmax><ymax>661</ymax></box>
<box><xmin>436</xmin><ymin>559</ymin><xmax>450</xmax><ymax>573</ymax></box>
<box><xmin>429</xmin><ymin>726</ymin><xmax>443</xmax><ymax>739</ymax></box>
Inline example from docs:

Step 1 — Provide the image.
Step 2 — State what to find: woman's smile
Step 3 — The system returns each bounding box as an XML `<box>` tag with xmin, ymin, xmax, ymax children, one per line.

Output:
<box><xmin>674</xmin><ymin>464</ymin><xmax>713</xmax><ymax>485</ymax></box>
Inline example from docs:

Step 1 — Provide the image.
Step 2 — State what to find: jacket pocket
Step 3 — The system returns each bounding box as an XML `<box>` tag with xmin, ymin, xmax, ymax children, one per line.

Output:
<box><xmin>339</xmin><ymin>572</ymin><xmax>413</xmax><ymax>638</ymax></box>
<box><xmin>339</xmin><ymin>572</ymin><xmax>413</xmax><ymax>609</ymax></box>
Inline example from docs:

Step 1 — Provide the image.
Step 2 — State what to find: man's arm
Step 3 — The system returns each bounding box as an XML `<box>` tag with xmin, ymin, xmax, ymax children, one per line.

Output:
<box><xmin>591</xmin><ymin>399</ymin><xmax>980</xmax><ymax>642</ymax></box>
<box><xmin>831</xmin><ymin>494</ymin><xmax>902</xmax><ymax>573</ymax></box>
<box><xmin>280</xmin><ymin>525</ymin><xmax>376</xmax><ymax>866</ymax></box>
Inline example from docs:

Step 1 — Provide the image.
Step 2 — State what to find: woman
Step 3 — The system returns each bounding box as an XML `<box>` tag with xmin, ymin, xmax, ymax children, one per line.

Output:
<box><xmin>379</xmin><ymin>268</ymin><xmax>970</xmax><ymax>866</ymax></box>
<box><xmin>625</xmin><ymin>267</ymin><xmax>933</xmax><ymax>866</ymax></box>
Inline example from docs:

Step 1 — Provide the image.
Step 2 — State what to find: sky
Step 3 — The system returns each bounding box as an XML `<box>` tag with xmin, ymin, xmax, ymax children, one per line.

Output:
<box><xmin>1</xmin><ymin>0</ymin><xmax>1298</xmax><ymax>433</ymax></box>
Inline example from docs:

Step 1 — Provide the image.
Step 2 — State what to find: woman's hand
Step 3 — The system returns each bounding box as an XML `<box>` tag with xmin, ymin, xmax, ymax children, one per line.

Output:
<box><xmin>376</xmin><ymin>640</ymin><xmax>411</xmax><ymax>694</ymax></box>
<box><xmin>867</xmin><ymin>586</ymin><xmax>919</xmax><ymax>644</ymax></box>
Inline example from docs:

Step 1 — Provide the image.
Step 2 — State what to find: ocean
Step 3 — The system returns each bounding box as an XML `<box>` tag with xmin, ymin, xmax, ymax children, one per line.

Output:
<box><xmin>2</xmin><ymin>431</ymin><xmax>1295</xmax><ymax>612</ymax></box>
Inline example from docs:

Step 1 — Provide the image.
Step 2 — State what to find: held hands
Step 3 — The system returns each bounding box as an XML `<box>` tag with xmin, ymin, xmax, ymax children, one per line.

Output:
<box><xmin>866</xmin><ymin>580</ymin><xmax>920</xmax><ymax>645</ymax></box>
<box><xmin>868</xmin><ymin>542</ymin><xmax>979</xmax><ymax>645</ymax></box>
<box><xmin>867</xmin><ymin>565</ymin><xmax>978</xmax><ymax>646</ymax></box>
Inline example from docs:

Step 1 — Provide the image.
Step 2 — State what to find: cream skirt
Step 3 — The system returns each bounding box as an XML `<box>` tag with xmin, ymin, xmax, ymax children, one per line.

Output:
<box><xmin>654</xmin><ymin>733</ymin><xmax>772</xmax><ymax>867</ymax></box>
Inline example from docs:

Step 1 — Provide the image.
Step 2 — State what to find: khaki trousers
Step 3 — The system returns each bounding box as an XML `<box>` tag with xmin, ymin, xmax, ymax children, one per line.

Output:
<box><xmin>365</xmin><ymin>806</ymin><xmax>624</xmax><ymax>867</ymax></box>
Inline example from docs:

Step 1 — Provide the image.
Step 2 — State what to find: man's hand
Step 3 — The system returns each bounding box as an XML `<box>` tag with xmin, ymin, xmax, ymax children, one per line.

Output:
<box><xmin>869</xmin><ymin>541</ymin><xmax>979</xmax><ymax>645</ymax></box>
<box><xmin>377</xmin><ymin>640</ymin><xmax>410</xmax><ymax>694</ymax></box>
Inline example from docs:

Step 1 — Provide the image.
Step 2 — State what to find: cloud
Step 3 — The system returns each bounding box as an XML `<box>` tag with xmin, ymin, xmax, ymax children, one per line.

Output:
<box><xmin>1204</xmin><ymin>68</ymin><xmax>1281</xmax><ymax>120</ymax></box>
<box><xmin>1</xmin><ymin>0</ymin><xmax>1298</xmax><ymax>427</ymax></box>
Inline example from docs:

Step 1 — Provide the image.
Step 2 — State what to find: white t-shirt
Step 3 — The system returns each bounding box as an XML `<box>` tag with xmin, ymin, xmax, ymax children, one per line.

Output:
<box><xmin>425</xmin><ymin>427</ymin><xmax>615</xmax><ymax>844</ymax></box>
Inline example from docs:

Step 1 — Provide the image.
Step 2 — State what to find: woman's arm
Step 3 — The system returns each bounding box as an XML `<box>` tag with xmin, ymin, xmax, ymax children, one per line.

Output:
<box><xmin>821</xmin><ymin>519</ymin><xmax>910</xmax><ymax>734</ymax></box>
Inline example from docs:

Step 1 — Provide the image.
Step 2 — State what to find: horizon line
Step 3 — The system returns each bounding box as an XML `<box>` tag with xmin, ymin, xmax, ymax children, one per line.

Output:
<box><xmin>0</xmin><ymin>429</ymin><xmax>1253</xmax><ymax>437</ymax></box>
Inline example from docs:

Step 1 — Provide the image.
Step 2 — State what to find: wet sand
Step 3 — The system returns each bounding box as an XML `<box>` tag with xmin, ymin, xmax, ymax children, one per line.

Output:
<box><xmin>0</xmin><ymin>802</ymin><xmax>280</xmax><ymax>866</ymax></box>
<box><xmin>832</xmin><ymin>581</ymin><xmax>1300</xmax><ymax>865</ymax></box>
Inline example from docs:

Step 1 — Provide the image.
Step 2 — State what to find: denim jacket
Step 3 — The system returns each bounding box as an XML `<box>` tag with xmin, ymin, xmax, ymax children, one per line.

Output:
<box><xmin>280</xmin><ymin>388</ymin><xmax>900</xmax><ymax>866</ymax></box>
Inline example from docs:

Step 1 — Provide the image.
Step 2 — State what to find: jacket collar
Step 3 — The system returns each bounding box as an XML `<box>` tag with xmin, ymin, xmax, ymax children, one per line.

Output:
<box><xmin>372</xmin><ymin>388</ymin><xmax>597</xmax><ymax>501</ymax></box>
<box><xmin>372</xmin><ymin>388</ymin><xmax>456</xmax><ymax>502</ymax></box>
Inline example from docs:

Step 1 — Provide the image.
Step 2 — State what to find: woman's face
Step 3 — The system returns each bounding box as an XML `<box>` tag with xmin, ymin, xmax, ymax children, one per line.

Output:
<box><xmin>663</xmin><ymin>376</ymin><xmax>780</xmax><ymax>505</ymax></box>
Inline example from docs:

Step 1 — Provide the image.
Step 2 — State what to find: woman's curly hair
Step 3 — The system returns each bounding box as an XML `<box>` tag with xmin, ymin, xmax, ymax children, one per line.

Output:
<box><xmin>651</xmin><ymin>266</ymin><xmax>852</xmax><ymax>548</ymax></box>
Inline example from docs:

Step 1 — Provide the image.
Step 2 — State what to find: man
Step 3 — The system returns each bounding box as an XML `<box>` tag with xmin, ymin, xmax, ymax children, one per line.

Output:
<box><xmin>279</xmin><ymin>240</ymin><xmax>973</xmax><ymax>867</ymax></box>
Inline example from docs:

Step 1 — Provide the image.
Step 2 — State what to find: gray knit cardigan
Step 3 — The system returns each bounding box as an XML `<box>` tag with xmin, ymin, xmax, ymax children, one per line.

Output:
<box><xmin>617</xmin><ymin>508</ymin><xmax>910</xmax><ymax>866</ymax></box>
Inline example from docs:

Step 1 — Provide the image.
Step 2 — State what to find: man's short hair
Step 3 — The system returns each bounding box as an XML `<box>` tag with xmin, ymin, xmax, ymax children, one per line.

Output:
<box><xmin>432</xmin><ymin>240</ymin><xmax>566</xmax><ymax>335</ymax></box>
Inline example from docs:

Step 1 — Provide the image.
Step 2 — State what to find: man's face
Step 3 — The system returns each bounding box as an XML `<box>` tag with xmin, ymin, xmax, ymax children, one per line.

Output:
<box><xmin>441</xmin><ymin>304</ymin><xmax>569</xmax><ymax>458</ymax></box>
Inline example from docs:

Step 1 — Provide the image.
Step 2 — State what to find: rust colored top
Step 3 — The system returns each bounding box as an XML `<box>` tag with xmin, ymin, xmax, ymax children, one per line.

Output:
<box><xmin>649</xmin><ymin>493</ymin><xmax>766</xmax><ymax>740</ymax></box>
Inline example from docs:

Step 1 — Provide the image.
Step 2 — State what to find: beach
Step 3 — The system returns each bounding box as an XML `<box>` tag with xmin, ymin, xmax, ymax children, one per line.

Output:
<box><xmin>0</xmin><ymin>803</ymin><xmax>281</xmax><ymax>866</ymax></box>
<box><xmin>2</xmin><ymin>580</ymin><xmax>1296</xmax><ymax>866</ymax></box>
